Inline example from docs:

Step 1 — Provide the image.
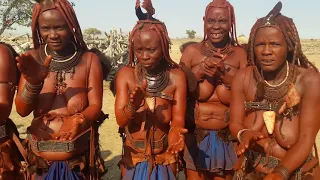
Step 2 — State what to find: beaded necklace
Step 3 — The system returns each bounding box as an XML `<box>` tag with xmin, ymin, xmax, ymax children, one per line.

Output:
<box><xmin>44</xmin><ymin>42</ymin><xmax>82</xmax><ymax>94</ymax></box>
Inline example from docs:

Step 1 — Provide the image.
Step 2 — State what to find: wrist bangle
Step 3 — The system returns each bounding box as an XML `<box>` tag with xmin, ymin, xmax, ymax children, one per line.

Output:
<box><xmin>20</xmin><ymin>81</ymin><xmax>43</xmax><ymax>104</ymax></box>
<box><xmin>273</xmin><ymin>164</ymin><xmax>290</xmax><ymax>180</ymax></box>
<box><xmin>237</xmin><ymin>129</ymin><xmax>250</xmax><ymax>142</ymax></box>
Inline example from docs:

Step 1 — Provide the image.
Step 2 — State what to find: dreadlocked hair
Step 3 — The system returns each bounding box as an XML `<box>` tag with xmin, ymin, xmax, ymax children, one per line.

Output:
<box><xmin>31</xmin><ymin>0</ymin><xmax>87</xmax><ymax>51</ymax></box>
<box><xmin>203</xmin><ymin>0</ymin><xmax>239</xmax><ymax>46</ymax></box>
<box><xmin>128</xmin><ymin>0</ymin><xmax>178</xmax><ymax>68</ymax></box>
<box><xmin>247</xmin><ymin>2</ymin><xmax>319</xmax><ymax>100</ymax></box>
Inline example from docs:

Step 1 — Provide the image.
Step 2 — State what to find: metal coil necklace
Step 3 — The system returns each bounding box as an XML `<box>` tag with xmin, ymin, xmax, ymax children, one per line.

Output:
<box><xmin>135</xmin><ymin>63</ymin><xmax>169</xmax><ymax>94</ymax></box>
<box><xmin>44</xmin><ymin>42</ymin><xmax>82</xmax><ymax>94</ymax></box>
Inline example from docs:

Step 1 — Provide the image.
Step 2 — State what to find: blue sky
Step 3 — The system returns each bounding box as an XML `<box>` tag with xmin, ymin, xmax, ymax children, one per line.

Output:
<box><xmin>12</xmin><ymin>0</ymin><xmax>320</xmax><ymax>39</ymax></box>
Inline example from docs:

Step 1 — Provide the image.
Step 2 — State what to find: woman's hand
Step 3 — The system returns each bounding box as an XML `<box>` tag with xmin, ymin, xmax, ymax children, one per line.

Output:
<box><xmin>16</xmin><ymin>53</ymin><xmax>52</xmax><ymax>85</ymax></box>
<box><xmin>129</xmin><ymin>79</ymin><xmax>147</xmax><ymax>110</ymax></box>
<box><xmin>57</xmin><ymin>114</ymin><xmax>90</xmax><ymax>141</ymax></box>
<box><xmin>167</xmin><ymin>126</ymin><xmax>188</xmax><ymax>154</ymax></box>
<box><xmin>202</xmin><ymin>52</ymin><xmax>225</xmax><ymax>78</ymax></box>
<box><xmin>236</xmin><ymin>130</ymin><xmax>264</xmax><ymax>155</ymax></box>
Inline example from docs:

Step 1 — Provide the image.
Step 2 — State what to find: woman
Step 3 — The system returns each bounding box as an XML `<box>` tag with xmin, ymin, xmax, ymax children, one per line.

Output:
<box><xmin>0</xmin><ymin>42</ymin><xmax>24</xmax><ymax>179</ymax></box>
<box><xmin>15</xmin><ymin>0</ymin><xmax>106</xmax><ymax>179</ymax></box>
<box><xmin>230</xmin><ymin>2</ymin><xmax>320</xmax><ymax>180</ymax></box>
<box><xmin>115</xmin><ymin>0</ymin><xmax>188</xmax><ymax>179</ymax></box>
<box><xmin>180</xmin><ymin>0</ymin><xmax>247</xmax><ymax>179</ymax></box>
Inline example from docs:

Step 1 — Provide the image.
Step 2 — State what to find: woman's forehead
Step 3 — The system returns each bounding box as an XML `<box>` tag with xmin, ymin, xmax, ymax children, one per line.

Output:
<box><xmin>255</xmin><ymin>26</ymin><xmax>285</xmax><ymax>39</ymax></box>
<box><xmin>38</xmin><ymin>9</ymin><xmax>64</xmax><ymax>22</ymax></box>
<box><xmin>206</xmin><ymin>7</ymin><xmax>229</xmax><ymax>18</ymax></box>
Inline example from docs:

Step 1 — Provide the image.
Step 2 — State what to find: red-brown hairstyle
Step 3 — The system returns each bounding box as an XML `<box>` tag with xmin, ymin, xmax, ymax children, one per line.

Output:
<box><xmin>247</xmin><ymin>2</ymin><xmax>318</xmax><ymax>100</ymax></box>
<box><xmin>247</xmin><ymin>2</ymin><xmax>318</xmax><ymax>81</ymax></box>
<box><xmin>31</xmin><ymin>0</ymin><xmax>87</xmax><ymax>51</ymax></box>
<box><xmin>203</xmin><ymin>0</ymin><xmax>239</xmax><ymax>46</ymax></box>
<box><xmin>128</xmin><ymin>0</ymin><xmax>178</xmax><ymax>68</ymax></box>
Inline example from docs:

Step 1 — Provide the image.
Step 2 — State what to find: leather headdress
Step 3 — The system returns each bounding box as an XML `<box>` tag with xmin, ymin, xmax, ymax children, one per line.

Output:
<box><xmin>260</xmin><ymin>1</ymin><xmax>283</xmax><ymax>30</ymax></box>
<box><xmin>36</xmin><ymin>0</ymin><xmax>57</xmax><ymax>14</ymax></box>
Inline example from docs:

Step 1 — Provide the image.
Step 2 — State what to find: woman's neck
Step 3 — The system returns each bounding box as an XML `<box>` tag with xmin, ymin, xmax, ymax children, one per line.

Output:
<box><xmin>263</xmin><ymin>61</ymin><xmax>288</xmax><ymax>85</ymax></box>
<box><xmin>48</xmin><ymin>42</ymin><xmax>76</xmax><ymax>58</ymax></box>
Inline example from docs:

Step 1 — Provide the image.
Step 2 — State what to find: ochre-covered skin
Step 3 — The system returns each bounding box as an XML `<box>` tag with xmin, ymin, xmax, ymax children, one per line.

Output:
<box><xmin>180</xmin><ymin>0</ymin><xmax>247</xmax><ymax>179</ymax></box>
<box><xmin>15</xmin><ymin>0</ymin><xmax>103</xmax><ymax>163</ymax></box>
<box><xmin>0</xmin><ymin>43</ymin><xmax>23</xmax><ymax>179</ymax></box>
<box><xmin>230</xmin><ymin>4</ymin><xmax>320</xmax><ymax>179</ymax></box>
<box><xmin>115</xmin><ymin>2</ymin><xmax>188</xmax><ymax>176</ymax></box>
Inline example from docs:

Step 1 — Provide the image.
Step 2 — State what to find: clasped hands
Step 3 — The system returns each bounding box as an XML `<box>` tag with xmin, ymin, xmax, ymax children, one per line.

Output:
<box><xmin>200</xmin><ymin>51</ymin><xmax>226</xmax><ymax>78</ymax></box>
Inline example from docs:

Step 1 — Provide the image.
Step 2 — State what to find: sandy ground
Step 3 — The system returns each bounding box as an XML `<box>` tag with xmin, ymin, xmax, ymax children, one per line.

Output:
<box><xmin>9</xmin><ymin>38</ymin><xmax>320</xmax><ymax>179</ymax></box>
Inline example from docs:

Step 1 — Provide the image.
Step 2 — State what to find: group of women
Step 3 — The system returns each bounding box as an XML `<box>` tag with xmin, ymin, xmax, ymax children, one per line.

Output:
<box><xmin>0</xmin><ymin>0</ymin><xmax>319</xmax><ymax>179</ymax></box>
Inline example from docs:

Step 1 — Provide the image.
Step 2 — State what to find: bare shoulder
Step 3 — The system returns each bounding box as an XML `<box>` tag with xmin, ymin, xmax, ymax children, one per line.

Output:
<box><xmin>0</xmin><ymin>44</ymin><xmax>14</xmax><ymax>63</ymax></box>
<box><xmin>297</xmin><ymin>67</ymin><xmax>320</xmax><ymax>93</ymax></box>
<box><xmin>180</xmin><ymin>43</ymin><xmax>202</xmax><ymax>63</ymax></box>
<box><xmin>169</xmin><ymin>67</ymin><xmax>186</xmax><ymax>78</ymax></box>
<box><xmin>233</xmin><ymin>46</ymin><xmax>246</xmax><ymax>56</ymax></box>
<box><xmin>168</xmin><ymin>67</ymin><xmax>187</xmax><ymax>84</ymax></box>
<box><xmin>0</xmin><ymin>43</ymin><xmax>13</xmax><ymax>55</ymax></box>
<box><xmin>184</xmin><ymin>43</ymin><xmax>202</xmax><ymax>53</ymax></box>
<box><xmin>232</xmin><ymin>46</ymin><xmax>247</xmax><ymax>67</ymax></box>
<box><xmin>83</xmin><ymin>51</ymin><xmax>99</xmax><ymax>63</ymax></box>
<box><xmin>117</xmin><ymin>66</ymin><xmax>135</xmax><ymax>79</ymax></box>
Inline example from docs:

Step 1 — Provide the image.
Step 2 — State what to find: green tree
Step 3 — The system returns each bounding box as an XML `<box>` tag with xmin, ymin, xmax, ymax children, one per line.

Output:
<box><xmin>84</xmin><ymin>28</ymin><xmax>102</xmax><ymax>39</ymax></box>
<box><xmin>0</xmin><ymin>0</ymin><xmax>34</xmax><ymax>35</ymax></box>
<box><xmin>186</xmin><ymin>30</ymin><xmax>196</xmax><ymax>39</ymax></box>
<box><xmin>0</xmin><ymin>0</ymin><xmax>75</xmax><ymax>36</ymax></box>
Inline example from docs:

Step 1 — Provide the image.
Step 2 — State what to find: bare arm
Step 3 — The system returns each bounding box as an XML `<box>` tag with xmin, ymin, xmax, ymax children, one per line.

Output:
<box><xmin>80</xmin><ymin>53</ymin><xmax>103</xmax><ymax>123</ymax></box>
<box><xmin>0</xmin><ymin>44</ymin><xmax>17</xmax><ymax>123</ymax></box>
<box><xmin>279</xmin><ymin>72</ymin><xmax>320</xmax><ymax>174</ymax></box>
<box><xmin>167</xmin><ymin>69</ymin><xmax>188</xmax><ymax>153</ymax></box>
<box><xmin>229</xmin><ymin>68</ymin><xmax>247</xmax><ymax>138</ymax></box>
<box><xmin>170</xmin><ymin>69</ymin><xmax>187</xmax><ymax>128</ymax></box>
<box><xmin>15</xmin><ymin>50</ymin><xmax>47</xmax><ymax>117</ymax></box>
<box><xmin>15</xmin><ymin>76</ymin><xmax>33</xmax><ymax>116</ymax></box>
<box><xmin>114</xmin><ymin>67</ymin><xmax>133</xmax><ymax>127</ymax></box>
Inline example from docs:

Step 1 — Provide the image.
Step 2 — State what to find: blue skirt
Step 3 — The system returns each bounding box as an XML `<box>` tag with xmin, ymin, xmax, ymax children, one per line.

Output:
<box><xmin>34</xmin><ymin>161</ymin><xmax>84</xmax><ymax>180</ymax></box>
<box><xmin>184</xmin><ymin>130</ymin><xmax>237</xmax><ymax>173</ymax></box>
<box><xmin>122</xmin><ymin>161</ymin><xmax>175</xmax><ymax>180</ymax></box>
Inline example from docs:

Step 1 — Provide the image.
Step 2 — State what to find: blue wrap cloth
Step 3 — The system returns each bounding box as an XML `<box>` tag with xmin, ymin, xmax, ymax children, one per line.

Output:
<box><xmin>184</xmin><ymin>130</ymin><xmax>237</xmax><ymax>174</ymax></box>
<box><xmin>122</xmin><ymin>161</ymin><xmax>175</xmax><ymax>180</ymax></box>
<box><xmin>34</xmin><ymin>161</ymin><xmax>84</xmax><ymax>180</ymax></box>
